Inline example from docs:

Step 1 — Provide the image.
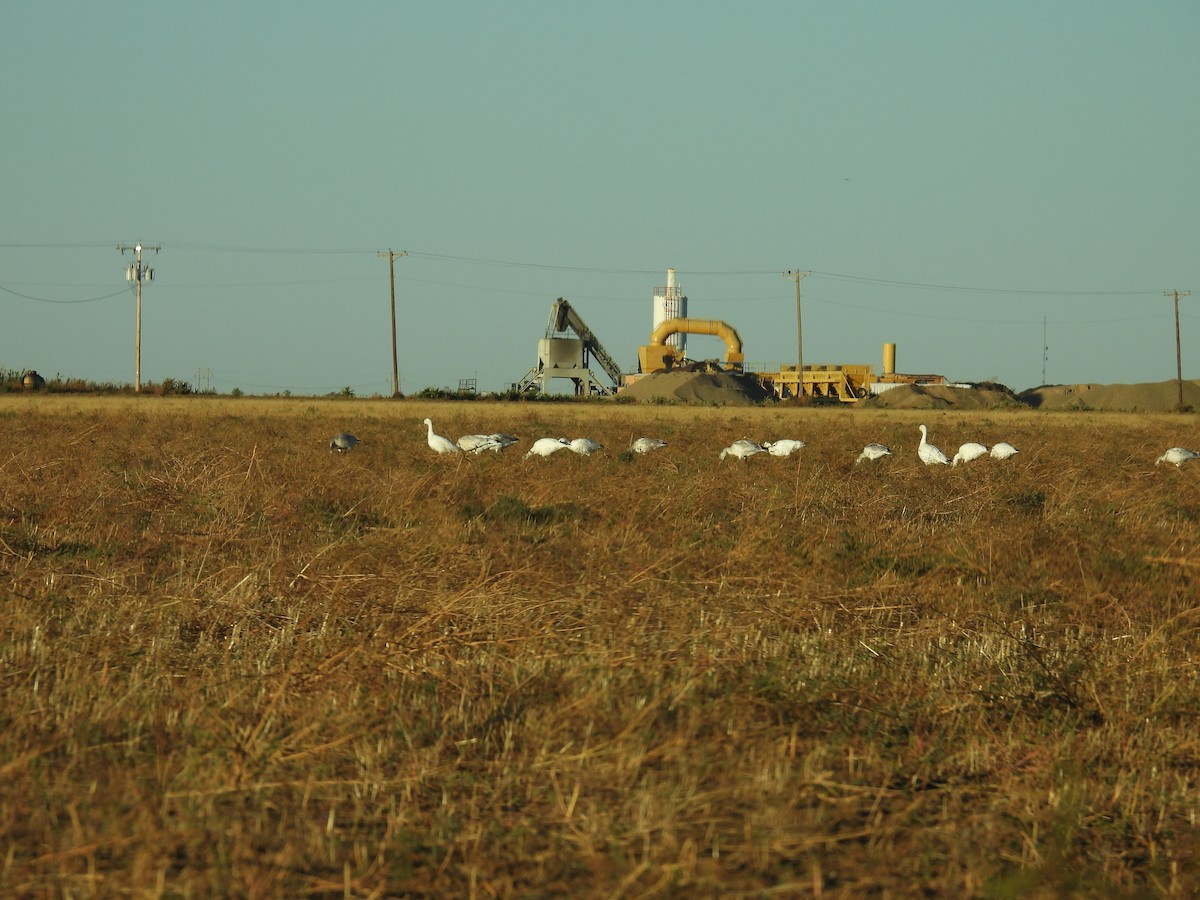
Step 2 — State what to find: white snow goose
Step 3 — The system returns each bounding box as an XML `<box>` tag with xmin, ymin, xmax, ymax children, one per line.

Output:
<box><xmin>917</xmin><ymin>424</ymin><xmax>950</xmax><ymax>466</ymax></box>
<box><xmin>856</xmin><ymin>443</ymin><xmax>892</xmax><ymax>464</ymax></box>
<box><xmin>1156</xmin><ymin>447</ymin><xmax>1200</xmax><ymax>467</ymax></box>
<box><xmin>524</xmin><ymin>437</ymin><xmax>570</xmax><ymax>458</ymax></box>
<box><xmin>952</xmin><ymin>442</ymin><xmax>989</xmax><ymax>466</ymax></box>
<box><xmin>719</xmin><ymin>440</ymin><xmax>767</xmax><ymax>461</ymax></box>
<box><xmin>763</xmin><ymin>439</ymin><xmax>805</xmax><ymax>457</ymax></box>
<box><xmin>423</xmin><ymin>418</ymin><xmax>460</xmax><ymax>455</ymax></box>
<box><xmin>568</xmin><ymin>438</ymin><xmax>604</xmax><ymax>455</ymax></box>
<box><xmin>458</xmin><ymin>433</ymin><xmax>519</xmax><ymax>453</ymax></box>
<box><xmin>631</xmin><ymin>437</ymin><xmax>667</xmax><ymax>454</ymax></box>
<box><xmin>990</xmin><ymin>442</ymin><xmax>1020</xmax><ymax>459</ymax></box>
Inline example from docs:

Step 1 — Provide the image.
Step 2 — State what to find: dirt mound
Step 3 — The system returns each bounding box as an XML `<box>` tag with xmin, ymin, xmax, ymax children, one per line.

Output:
<box><xmin>617</xmin><ymin>374</ymin><xmax>1200</xmax><ymax>411</ymax></box>
<box><xmin>865</xmin><ymin>382</ymin><xmax>1023</xmax><ymax>411</ymax></box>
<box><xmin>620</xmin><ymin>371</ymin><xmax>774</xmax><ymax>406</ymax></box>
<box><xmin>1019</xmin><ymin>380</ymin><xmax>1200</xmax><ymax>412</ymax></box>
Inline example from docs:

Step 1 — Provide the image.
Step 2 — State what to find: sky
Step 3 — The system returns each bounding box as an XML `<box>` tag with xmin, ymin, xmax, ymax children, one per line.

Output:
<box><xmin>2</xmin><ymin>1</ymin><xmax>1197</xmax><ymax>397</ymax></box>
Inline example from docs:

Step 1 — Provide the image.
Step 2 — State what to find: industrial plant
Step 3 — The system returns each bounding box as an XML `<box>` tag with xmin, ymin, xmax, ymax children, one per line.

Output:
<box><xmin>513</xmin><ymin>268</ymin><xmax>946</xmax><ymax>402</ymax></box>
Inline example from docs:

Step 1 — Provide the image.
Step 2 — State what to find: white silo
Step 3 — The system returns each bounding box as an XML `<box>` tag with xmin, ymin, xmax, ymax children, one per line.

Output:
<box><xmin>652</xmin><ymin>268</ymin><xmax>688</xmax><ymax>353</ymax></box>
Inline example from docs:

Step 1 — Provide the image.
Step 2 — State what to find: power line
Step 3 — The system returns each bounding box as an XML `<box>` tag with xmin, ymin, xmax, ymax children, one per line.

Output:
<box><xmin>152</xmin><ymin>276</ymin><xmax>378</xmax><ymax>288</ymax></box>
<box><xmin>1</xmin><ymin>240</ymin><xmax>1191</xmax><ymax>298</ymax></box>
<box><xmin>405</xmin><ymin>251</ymin><xmax>671</xmax><ymax>275</ymax></box>
<box><xmin>0</xmin><ymin>242</ymin><xmax>115</xmax><ymax>249</ymax></box>
<box><xmin>403</xmin><ymin>252</ymin><xmax>1185</xmax><ymax>295</ymax></box>
<box><xmin>0</xmin><ymin>284</ymin><xmax>128</xmax><ymax>304</ymax></box>
<box><xmin>147</xmin><ymin>242</ymin><xmax>379</xmax><ymax>256</ymax></box>
<box><xmin>806</xmin><ymin>269</ymin><xmax>1168</xmax><ymax>296</ymax></box>
<box><xmin>800</xmin><ymin>294</ymin><xmax>1173</xmax><ymax>326</ymax></box>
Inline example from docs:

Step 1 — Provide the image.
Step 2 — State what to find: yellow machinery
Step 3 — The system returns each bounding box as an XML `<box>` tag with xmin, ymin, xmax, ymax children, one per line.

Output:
<box><xmin>637</xmin><ymin>317</ymin><xmax>745</xmax><ymax>373</ymax></box>
<box><xmin>874</xmin><ymin>341</ymin><xmax>946</xmax><ymax>388</ymax></box>
<box><xmin>635</xmin><ymin>327</ymin><xmax>940</xmax><ymax>405</ymax></box>
<box><xmin>758</xmin><ymin>343</ymin><xmax>943</xmax><ymax>402</ymax></box>
<box><xmin>636</xmin><ymin>317</ymin><xmax>869</xmax><ymax>402</ymax></box>
<box><xmin>759</xmin><ymin>364</ymin><xmax>875</xmax><ymax>402</ymax></box>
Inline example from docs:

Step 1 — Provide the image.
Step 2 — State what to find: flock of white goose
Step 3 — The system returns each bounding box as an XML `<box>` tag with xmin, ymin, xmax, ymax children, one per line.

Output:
<box><xmin>324</xmin><ymin>419</ymin><xmax>1200</xmax><ymax>469</ymax></box>
<box><xmin>915</xmin><ymin>423</ymin><xmax>1020</xmax><ymax>466</ymax></box>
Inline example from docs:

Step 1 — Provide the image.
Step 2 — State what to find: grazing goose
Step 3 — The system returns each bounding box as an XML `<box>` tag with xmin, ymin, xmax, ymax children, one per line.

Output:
<box><xmin>568</xmin><ymin>437</ymin><xmax>604</xmax><ymax>455</ymax></box>
<box><xmin>1156</xmin><ymin>447</ymin><xmax>1200</xmax><ymax>467</ymax></box>
<box><xmin>952</xmin><ymin>442</ymin><xmax>990</xmax><ymax>466</ymax></box>
<box><xmin>329</xmin><ymin>433</ymin><xmax>359</xmax><ymax>452</ymax></box>
<box><xmin>719</xmin><ymin>439</ymin><xmax>767</xmax><ymax>461</ymax></box>
<box><xmin>458</xmin><ymin>433</ymin><xmax>520</xmax><ymax>453</ymax></box>
<box><xmin>524</xmin><ymin>437</ymin><xmax>570</xmax><ymax>458</ymax></box>
<box><xmin>990</xmin><ymin>442</ymin><xmax>1019</xmax><ymax>459</ymax></box>
<box><xmin>763</xmin><ymin>439</ymin><xmax>806</xmax><ymax>457</ymax></box>
<box><xmin>488</xmin><ymin>434</ymin><xmax>520</xmax><ymax>450</ymax></box>
<box><xmin>917</xmin><ymin>424</ymin><xmax>950</xmax><ymax>466</ymax></box>
<box><xmin>422</xmin><ymin>418</ymin><xmax>460</xmax><ymax>455</ymax></box>
<box><xmin>631</xmin><ymin>437</ymin><xmax>667</xmax><ymax>454</ymax></box>
<box><xmin>457</xmin><ymin>433</ymin><xmax>494</xmax><ymax>452</ymax></box>
<box><xmin>856</xmin><ymin>442</ymin><xmax>892</xmax><ymax>464</ymax></box>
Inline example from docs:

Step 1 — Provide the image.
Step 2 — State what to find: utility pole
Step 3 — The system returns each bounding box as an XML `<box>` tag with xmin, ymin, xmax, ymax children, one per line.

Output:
<box><xmin>378</xmin><ymin>250</ymin><xmax>407</xmax><ymax>398</ymax></box>
<box><xmin>1042</xmin><ymin>316</ymin><xmax>1048</xmax><ymax>386</ymax></box>
<box><xmin>1166</xmin><ymin>290</ymin><xmax>1192</xmax><ymax>409</ymax></box>
<box><xmin>783</xmin><ymin>270</ymin><xmax>810</xmax><ymax>398</ymax></box>
<box><xmin>118</xmin><ymin>241</ymin><xmax>160</xmax><ymax>393</ymax></box>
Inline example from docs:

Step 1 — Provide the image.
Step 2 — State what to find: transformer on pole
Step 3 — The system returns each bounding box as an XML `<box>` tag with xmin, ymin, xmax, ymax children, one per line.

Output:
<box><xmin>118</xmin><ymin>241</ymin><xmax>161</xmax><ymax>393</ymax></box>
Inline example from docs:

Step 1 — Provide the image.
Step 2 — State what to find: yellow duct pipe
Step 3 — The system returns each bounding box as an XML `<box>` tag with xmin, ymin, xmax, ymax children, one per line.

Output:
<box><xmin>649</xmin><ymin>317</ymin><xmax>743</xmax><ymax>359</ymax></box>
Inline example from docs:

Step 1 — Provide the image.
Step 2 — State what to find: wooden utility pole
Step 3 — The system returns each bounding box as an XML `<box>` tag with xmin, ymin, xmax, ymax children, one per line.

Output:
<box><xmin>378</xmin><ymin>250</ymin><xmax>407</xmax><ymax>398</ymax></box>
<box><xmin>1042</xmin><ymin>316</ymin><xmax>1048</xmax><ymax>387</ymax></box>
<box><xmin>1166</xmin><ymin>290</ymin><xmax>1192</xmax><ymax>409</ymax></box>
<box><xmin>117</xmin><ymin>242</ymin><xmax>161</xmax><ymax>393</ymax></box>
<box><xmin>783</xmin><ymin>270</ymin><xmax>810</xmax><ymax>398</ymax></box>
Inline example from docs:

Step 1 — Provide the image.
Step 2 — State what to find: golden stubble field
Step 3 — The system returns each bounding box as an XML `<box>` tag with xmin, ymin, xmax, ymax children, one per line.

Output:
<box><xmin>2</xmin><ymin>395</ymin><xmax>1199</xmax><ymax>897</ymax></box>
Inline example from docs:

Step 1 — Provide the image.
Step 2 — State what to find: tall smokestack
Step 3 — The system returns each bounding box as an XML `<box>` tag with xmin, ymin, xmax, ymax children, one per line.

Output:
<box><xmin>652</xmin><ymin>268</ymin><xmax>687</xmax><ymax>353</ymax></box>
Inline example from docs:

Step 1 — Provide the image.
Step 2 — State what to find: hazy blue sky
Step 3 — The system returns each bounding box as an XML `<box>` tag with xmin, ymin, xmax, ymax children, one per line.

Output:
<box><xmin>2</xmin><ymin>2</ymin><xmax>1196</xmax><ymax>396</ymax></box>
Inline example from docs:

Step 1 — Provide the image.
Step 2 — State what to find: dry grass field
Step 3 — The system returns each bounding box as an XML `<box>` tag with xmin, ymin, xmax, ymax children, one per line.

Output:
<box><xmin>2</xmin><ymin>396</ymin><xmax>1199</xmax><ymax>897</ymax></box>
